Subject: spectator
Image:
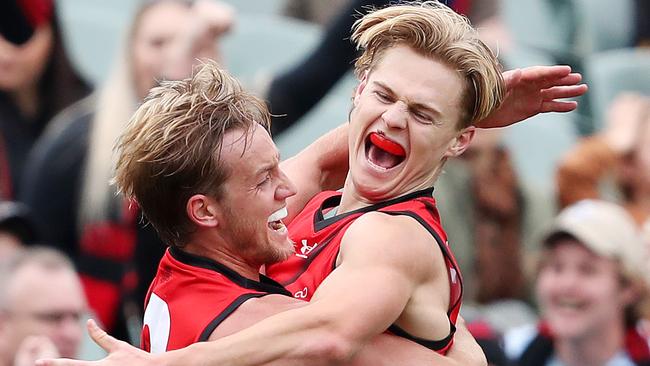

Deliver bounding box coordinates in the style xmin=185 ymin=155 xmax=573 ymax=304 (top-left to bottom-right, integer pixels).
xmin=19 ymin=0 xmax=233 ymax=341
xmin=0 ymin=0 xmax=90 ymax=200
xmin=459 ymin=129 xmax=526 ymax=303
xmin=557 ymin=93 xmax=650 ymax=227
xmin=504 ymin=200 xmax=650 ymax=365
xmin=0 ymin=247 xmax=87 ymax=366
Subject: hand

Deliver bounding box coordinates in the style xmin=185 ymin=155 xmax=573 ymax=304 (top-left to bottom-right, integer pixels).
xmin=601 ymin=93 xmax=650 ymax=155
xmin=162 ymin=0 xmax=235 ymax=79
xmin=476 ymin=65 xmax=588 ymax=129
xmin=192 ymin=0 xmax=235 ymax=39
xmin=15 ymin=336 xmax=59 ymax=366
xmin=36 ymin=320 xmax=156 ymax=366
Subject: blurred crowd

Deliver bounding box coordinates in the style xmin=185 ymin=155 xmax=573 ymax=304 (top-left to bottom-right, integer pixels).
xmin=0 ymin=0 xmax=649 ymax=365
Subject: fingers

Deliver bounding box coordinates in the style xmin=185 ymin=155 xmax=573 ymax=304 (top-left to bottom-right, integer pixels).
xmin=534 ymin=72 xmax=583 ymax=90
xmin=541 ymin=100 xmax=578 ymax=113
xmin=519 ymin=65 xmax=572 ymax=82
xmin=87 ymin=319 xmax=120 ymax=353
xmin=542 ymin=84 xmax=589 ymax=100
xmin=545 ymin=72 xmax=583 ymax=88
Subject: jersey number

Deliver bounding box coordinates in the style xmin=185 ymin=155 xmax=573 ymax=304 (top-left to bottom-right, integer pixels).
xmin=142 ymin=293 xmax=171 ymax=353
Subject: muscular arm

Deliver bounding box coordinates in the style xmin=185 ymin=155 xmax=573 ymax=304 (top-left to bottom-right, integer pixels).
xmin=206 ymin=293 xmax=483 ymax=366
xmin=281 ymin=124 xmax=349 ymax=224
xmin=36 ymin=215 xmax=485 ymax=366
xmin=164 ymin=213 xmax=467 ymax=365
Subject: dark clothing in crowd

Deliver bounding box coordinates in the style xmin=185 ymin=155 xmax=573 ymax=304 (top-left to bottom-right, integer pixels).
xmin=0 ymin=10 xmax=90 ymax=200
xmin=20 ymin=99 xmax=165 ymax=340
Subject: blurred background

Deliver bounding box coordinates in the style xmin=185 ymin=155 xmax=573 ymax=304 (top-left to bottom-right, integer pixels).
xmin=1 ymin=0 xmax=649 ymax=365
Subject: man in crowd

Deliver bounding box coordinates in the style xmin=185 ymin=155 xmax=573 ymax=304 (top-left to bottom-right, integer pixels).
xmin=504 ymin=199 xmax=650 ymax=365
xmin=0 ymin=248 xmax=87 ymax=366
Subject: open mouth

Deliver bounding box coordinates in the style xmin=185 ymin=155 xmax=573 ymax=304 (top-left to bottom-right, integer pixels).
xmin=365 ymin=132 xmax=406 ymax=170
xmin=267 ymin=207 xmax=288 ymax=232
xmin=555 ymin=298 xmax=587 ymax=311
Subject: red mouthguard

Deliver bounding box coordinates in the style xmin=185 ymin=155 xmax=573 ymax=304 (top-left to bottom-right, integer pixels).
xmin=369 ymin=133 xmax=406 ymax=157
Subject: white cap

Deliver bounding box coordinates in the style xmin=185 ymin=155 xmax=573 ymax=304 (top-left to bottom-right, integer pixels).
xmin=543 ymin=199 xmax=650 ymax=285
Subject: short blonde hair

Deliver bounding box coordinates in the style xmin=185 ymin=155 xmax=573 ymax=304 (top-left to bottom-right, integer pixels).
xmin=113 ymin=61 xmax=271 ymax=248
xmin=351 ymin=1 xmax=505 ymax=127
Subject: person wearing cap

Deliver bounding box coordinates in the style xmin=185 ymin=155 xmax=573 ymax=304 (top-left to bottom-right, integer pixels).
xmin=504 ymin=199 xmax=650 ymax=366
xmin=0 ymin=0 xmax=90 ymax=201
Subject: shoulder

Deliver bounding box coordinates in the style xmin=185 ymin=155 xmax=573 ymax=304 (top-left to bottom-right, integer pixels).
xmin=40 ymin=95 xmax=96 ymax=144
xmin=209 ymin=294 xmax=304 ymax=340
xmin=344 ymin=211 xmax=438 ymax=250
xmin=340 ymin=211 xmax=443 ymax=278
xmin=27 ymin=96 xmax=96 ymax=166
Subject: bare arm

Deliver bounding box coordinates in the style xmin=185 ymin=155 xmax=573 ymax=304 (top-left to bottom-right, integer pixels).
xmin=36 ymin=318 xmax=486 ymax=366
xmin=281 ymin=124 xmax=349 ymax=224
xmin=164 ymin=213 xmax=450 ymax=365
xmin=36 ymin=215 xmax=484 ymax=366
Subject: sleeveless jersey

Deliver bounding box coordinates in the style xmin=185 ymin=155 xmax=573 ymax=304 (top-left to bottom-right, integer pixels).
xmin=266 ymin=187 xmax=463 ymax=353
xmin=141 ymin=247 xmax=291 ymax=353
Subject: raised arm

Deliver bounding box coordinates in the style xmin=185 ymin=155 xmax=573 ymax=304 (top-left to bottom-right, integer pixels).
xmin=281 ymin=124 xmax=349 ymax=224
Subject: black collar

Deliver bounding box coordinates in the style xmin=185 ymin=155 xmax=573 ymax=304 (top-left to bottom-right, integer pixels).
xmin=314 ymin=186 xmax=435 ymax=231
xmin=169 ymin=247 xmax=291 ymax=296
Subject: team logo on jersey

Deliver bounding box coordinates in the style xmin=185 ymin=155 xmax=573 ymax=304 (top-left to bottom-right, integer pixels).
xmin=295 ymin=239 xmax=318 ymax=259
xmin=294 ymin=287 xmax=309 ymax=299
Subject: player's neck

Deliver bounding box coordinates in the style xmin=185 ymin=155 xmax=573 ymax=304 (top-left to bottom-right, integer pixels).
xmin=183 ymin=236 xmax=261 ymax=281
xmin=338 ymin=173 xmax=439 ymax=214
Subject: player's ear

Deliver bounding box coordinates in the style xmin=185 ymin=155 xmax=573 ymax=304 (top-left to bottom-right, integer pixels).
xmin=186 ymin=194 xmax=219 ymax=228
xmin=353 ymin=70 xmax=370 ymax=106
xmin=444 ymin=126 xmax=476 ymax=158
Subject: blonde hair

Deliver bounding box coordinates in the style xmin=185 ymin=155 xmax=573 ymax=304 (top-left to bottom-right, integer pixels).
xmin=113 ymin=61 xmax=270 ymax=248
xmin=351 ymin=1 xmax=505 ymax=127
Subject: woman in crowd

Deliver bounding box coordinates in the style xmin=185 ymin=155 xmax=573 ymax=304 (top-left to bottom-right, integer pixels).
xmin=0 ymin=0 xmax=90 ymax=200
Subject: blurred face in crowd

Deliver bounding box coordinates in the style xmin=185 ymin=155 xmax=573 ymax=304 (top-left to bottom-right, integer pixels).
xmin=348 ymin=45 xmax=471 ymax=203
xmin=130 ymin=0 xmax=221 ymax=99
xmin=0 ymin=264 xmax=87 ymax=361
xmin=0 ymin=25 xmax=53 ymax=92
xmin=536 ymin=238 xmax=634 ymax=340
xmin=215 ymin=126 xmax=297 ymax=267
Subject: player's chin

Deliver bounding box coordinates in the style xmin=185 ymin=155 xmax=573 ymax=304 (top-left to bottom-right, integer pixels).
xmin=266 ymin=238 xmax=294 ymax=264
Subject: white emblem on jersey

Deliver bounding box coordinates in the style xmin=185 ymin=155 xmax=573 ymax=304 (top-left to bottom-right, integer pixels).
xmin=450 ymin=268 xmax=458 ymax=284
xmin=295 ymin=239 xmax=318 ymax=259
xmin=143 ymin=293 xmax=171 ymax=354
xmin=294 ymin=287 xmax=309 ymax=299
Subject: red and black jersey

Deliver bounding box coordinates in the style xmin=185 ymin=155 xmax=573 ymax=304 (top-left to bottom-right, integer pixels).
xmin=141 ymin=247 xmax=291 ymax=353
xmin=266 ymin=187 xmax=463 ymax=353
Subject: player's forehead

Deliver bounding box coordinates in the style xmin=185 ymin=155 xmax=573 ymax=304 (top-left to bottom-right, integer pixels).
xmin=221 ymin=126 xmax=279 ymax=178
